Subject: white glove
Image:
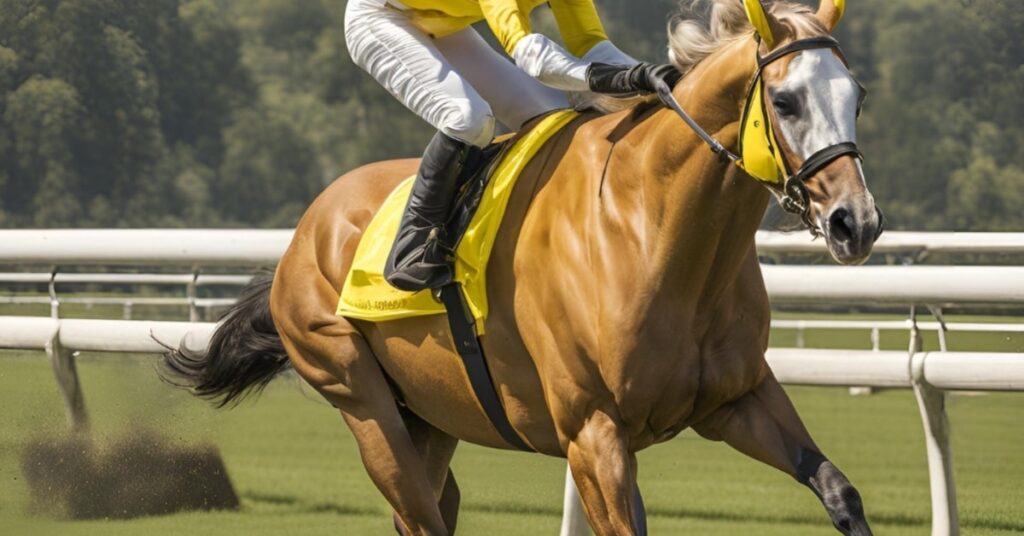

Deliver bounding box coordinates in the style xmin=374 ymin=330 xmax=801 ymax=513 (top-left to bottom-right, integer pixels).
xmin=511 ymin=33 xmax=590 ymax=92
xmin=582 ymin=40 xmax=640 ymax=67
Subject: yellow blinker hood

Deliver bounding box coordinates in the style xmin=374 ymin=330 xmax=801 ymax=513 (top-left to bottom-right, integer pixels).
xmin=737 ymin=76 xmax=788 ymax=187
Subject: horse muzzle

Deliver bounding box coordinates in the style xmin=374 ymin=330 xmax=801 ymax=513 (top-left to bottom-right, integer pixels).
xmin=823 ymin=198 xmax=883 ymax=265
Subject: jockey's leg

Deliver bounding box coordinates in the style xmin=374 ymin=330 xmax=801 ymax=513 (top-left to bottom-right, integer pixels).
xmin=344 ymin=0 xmax=495 ymax=147
xmin=384 ymin=131 xmax=472 ymax=291
xmin=344 ymin=0 xmax=495 ymax=291
xmin=566 ymin=408 xmax=645 ymax=536
xmin=434 ymin=27 xmax=568 ymax=130
xmin=692 ymin=373 xmax=872 ymax=536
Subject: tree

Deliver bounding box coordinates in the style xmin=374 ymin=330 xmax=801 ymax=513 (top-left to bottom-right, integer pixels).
xmin=1 ymin=0 xmax=1022 ymax=230
xmin=217 ymin=107 xmax=322 ymax=226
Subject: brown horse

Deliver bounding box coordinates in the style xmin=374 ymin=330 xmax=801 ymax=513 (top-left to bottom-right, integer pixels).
xmin=165 ymin=1 xmax=881 ymax=534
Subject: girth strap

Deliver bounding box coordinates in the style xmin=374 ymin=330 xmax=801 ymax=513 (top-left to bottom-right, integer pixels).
xmin=438 ymin=283 xmax=534 ymax=452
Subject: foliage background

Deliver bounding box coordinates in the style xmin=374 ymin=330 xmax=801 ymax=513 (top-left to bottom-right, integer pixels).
xmin=0 ymin=0 xmax=1020 ymax=229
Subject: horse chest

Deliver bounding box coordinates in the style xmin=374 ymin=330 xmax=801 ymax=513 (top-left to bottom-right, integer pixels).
xmin=604 ymin=317 xmax=769 ymax=448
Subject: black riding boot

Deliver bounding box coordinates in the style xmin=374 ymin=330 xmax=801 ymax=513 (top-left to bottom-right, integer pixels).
xmin=384 ymin=132 xmax=473 ymax=291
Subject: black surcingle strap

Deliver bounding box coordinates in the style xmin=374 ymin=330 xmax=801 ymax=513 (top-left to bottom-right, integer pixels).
xmin=438 ymin=283 xmax=534 ymax=452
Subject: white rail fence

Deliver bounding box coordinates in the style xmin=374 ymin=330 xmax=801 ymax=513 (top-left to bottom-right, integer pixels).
xmin=3 ymin=229 xmax=1024 ymax=319
xmin=2 ymin=229 xmax=1024 ymax=536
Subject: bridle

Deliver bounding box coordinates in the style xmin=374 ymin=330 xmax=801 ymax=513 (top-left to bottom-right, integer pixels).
xmin=655 ymin=35 xmax=863 ymax=236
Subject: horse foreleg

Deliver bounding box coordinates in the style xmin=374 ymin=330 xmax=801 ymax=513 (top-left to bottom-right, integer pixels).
xmin=692 ymin=373 xmax=872 ymax=536
xmin=566 ymin=408 xmax=645 ymax=536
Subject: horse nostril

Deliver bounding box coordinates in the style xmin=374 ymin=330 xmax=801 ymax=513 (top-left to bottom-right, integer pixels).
xmin=829 ymin=207 xmax=856 ymax=243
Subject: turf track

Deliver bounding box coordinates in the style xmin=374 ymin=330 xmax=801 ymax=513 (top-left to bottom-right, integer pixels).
xmin=1 ymin=318 xmax=1022 ymax=535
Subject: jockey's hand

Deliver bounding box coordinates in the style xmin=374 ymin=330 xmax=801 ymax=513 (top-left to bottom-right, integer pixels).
xmin=587 ymin=63 xmax=682 ymax=97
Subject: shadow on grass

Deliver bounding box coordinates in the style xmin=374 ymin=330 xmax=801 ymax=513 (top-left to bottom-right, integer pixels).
xmin=464 ymin=501 xmax=1024 ymax=533
xmin=242 ymin=492 xmax=380 ymax=517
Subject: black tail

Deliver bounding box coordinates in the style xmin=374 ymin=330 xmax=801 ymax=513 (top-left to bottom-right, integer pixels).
xmin=161 ymin=271 xmax=290 ymax=407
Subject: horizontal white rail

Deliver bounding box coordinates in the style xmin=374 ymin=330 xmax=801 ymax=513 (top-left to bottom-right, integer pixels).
xmin=0 ymin=296 xmax=235 ymax=307
xmin=4 ymin=267 xmax=1024 ymax=309
xmin=0 ymin=317 xmax=215 ymax=353
xmin=0 ymin=229 xmax=292 ymax=265
xmin=772 ymin=319 xmax=1024 ymax=333
xmin=766 ymin=348 xmax=1024 ymax=390
xmin=755 ymin=230 xmax=1024 ymax=255
xmin=2 ymin=230 xmax=1024 ymax=266
xmin=762 ymin=265 xmax=1024 ymax=304
xmin=0 ymin=272 xmax=253 ymax=286
xmin=5 ymin=318 xmax=1021 ymax=391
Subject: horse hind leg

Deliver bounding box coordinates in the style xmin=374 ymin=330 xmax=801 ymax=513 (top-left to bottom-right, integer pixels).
xmin=692 ymin=373 xmax=872 ymax=535
xmin=278 ymin=318 xmax=449 ymax=535
xmin=392 ymin=407 xmax=461 ymax=535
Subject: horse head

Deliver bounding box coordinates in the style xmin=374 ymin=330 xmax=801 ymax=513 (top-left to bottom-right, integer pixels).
xmin=745 ymin=0 xmax=883 ymax=264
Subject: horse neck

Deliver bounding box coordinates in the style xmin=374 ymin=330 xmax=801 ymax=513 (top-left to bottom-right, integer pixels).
xmin=603 ymin=37 xmax=769 ymax=313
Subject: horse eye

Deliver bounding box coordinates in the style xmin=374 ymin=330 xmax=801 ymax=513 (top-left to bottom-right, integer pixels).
xmin=772 ymin=94 xmax=799 ymax=118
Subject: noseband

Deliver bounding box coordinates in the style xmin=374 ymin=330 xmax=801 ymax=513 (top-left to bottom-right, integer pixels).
xmin=656 ymin=35 xmax=863 ymax=236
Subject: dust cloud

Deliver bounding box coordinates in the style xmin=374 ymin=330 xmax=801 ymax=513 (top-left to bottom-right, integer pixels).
xmin=20 ymin=429 xmax=239 ymax=519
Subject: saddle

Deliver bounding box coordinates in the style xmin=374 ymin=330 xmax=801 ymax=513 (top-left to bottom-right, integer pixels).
xmin=336 ymin=109 xmax=579 ymax=330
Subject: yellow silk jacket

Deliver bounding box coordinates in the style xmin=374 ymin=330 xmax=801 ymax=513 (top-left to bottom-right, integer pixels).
xmin=394 ymin=0 xmax=608 ymax=57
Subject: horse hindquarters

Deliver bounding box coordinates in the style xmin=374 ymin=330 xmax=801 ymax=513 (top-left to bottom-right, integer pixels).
xmin=273 ymin=305 xmax=456 ymax=535
xmin=270 ymin=160 xmax=461 ymax=535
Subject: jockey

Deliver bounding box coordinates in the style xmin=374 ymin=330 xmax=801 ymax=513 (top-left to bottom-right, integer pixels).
xmin=345 ymin=0 xmax=680 ymax=291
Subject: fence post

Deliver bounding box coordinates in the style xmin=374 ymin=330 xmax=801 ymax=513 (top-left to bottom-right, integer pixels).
xmin=909 ymin=307 xmax=958 ymax=536
xmin=48 ymin=267 xmax=60 ymax=319
xmin=188 ymin=269 xmax=200 ymax=322
xmin=46 ymin=329 xmax=89 ymax=432
xmin=849 ymin=326 xmax=881 ymax=396
xmin=560 ymin=464 xmax=590 ymax=536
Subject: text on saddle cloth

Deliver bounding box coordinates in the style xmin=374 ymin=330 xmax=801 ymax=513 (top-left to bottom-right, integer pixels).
xmin=336 ymin=109 xmax=579 ymax=332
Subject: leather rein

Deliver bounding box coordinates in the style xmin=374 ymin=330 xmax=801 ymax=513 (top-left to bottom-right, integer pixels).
xmin=655 ymin=35 xmax=863 ymax=236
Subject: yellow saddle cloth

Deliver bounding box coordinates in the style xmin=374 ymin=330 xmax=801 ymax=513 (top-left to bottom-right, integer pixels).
xmin=336 ymin=110 xmax=578 ymax=332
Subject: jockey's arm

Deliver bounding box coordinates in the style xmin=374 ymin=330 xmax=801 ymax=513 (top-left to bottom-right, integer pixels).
xmin=479 ymin=0 xmax=675 ymax=94
xmin=547 ymin=0 xmax=637 ymax=65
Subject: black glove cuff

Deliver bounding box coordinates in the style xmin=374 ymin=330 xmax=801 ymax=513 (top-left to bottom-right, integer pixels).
xmin=587 ymin=62 xmax=634 ymax=95
xmin=587 ymin=62 xmax=682 ymax=96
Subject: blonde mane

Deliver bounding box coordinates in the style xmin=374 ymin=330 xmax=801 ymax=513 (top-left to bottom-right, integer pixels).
xmin=667 ymin=0 xmax=825 ymax=75
xmin=582 ymin=0 xmax=824 ymax=114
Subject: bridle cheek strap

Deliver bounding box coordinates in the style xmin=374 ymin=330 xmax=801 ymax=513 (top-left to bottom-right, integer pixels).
xmin=781 ymin=141 xmax=862 ymax=231
xmin=654 ymin=35 xmax=863 ymax=236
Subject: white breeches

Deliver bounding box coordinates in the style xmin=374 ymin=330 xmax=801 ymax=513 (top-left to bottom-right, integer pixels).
xmin=344 ymin=0 xmax=569 ymax=148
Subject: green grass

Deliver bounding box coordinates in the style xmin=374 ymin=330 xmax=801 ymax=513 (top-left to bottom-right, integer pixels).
xmin=1 ymin=347 xmax=1022 ymax=535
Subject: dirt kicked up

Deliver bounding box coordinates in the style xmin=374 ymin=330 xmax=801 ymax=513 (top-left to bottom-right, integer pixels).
xmin=20 ymin=430 xmax=239 ymax=519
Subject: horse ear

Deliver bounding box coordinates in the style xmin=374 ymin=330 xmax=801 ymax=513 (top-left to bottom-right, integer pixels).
xmin=742 ymin=0 xmax=783 ymax=49
xmin=816 ymin=0 xmax=846 ymax=32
